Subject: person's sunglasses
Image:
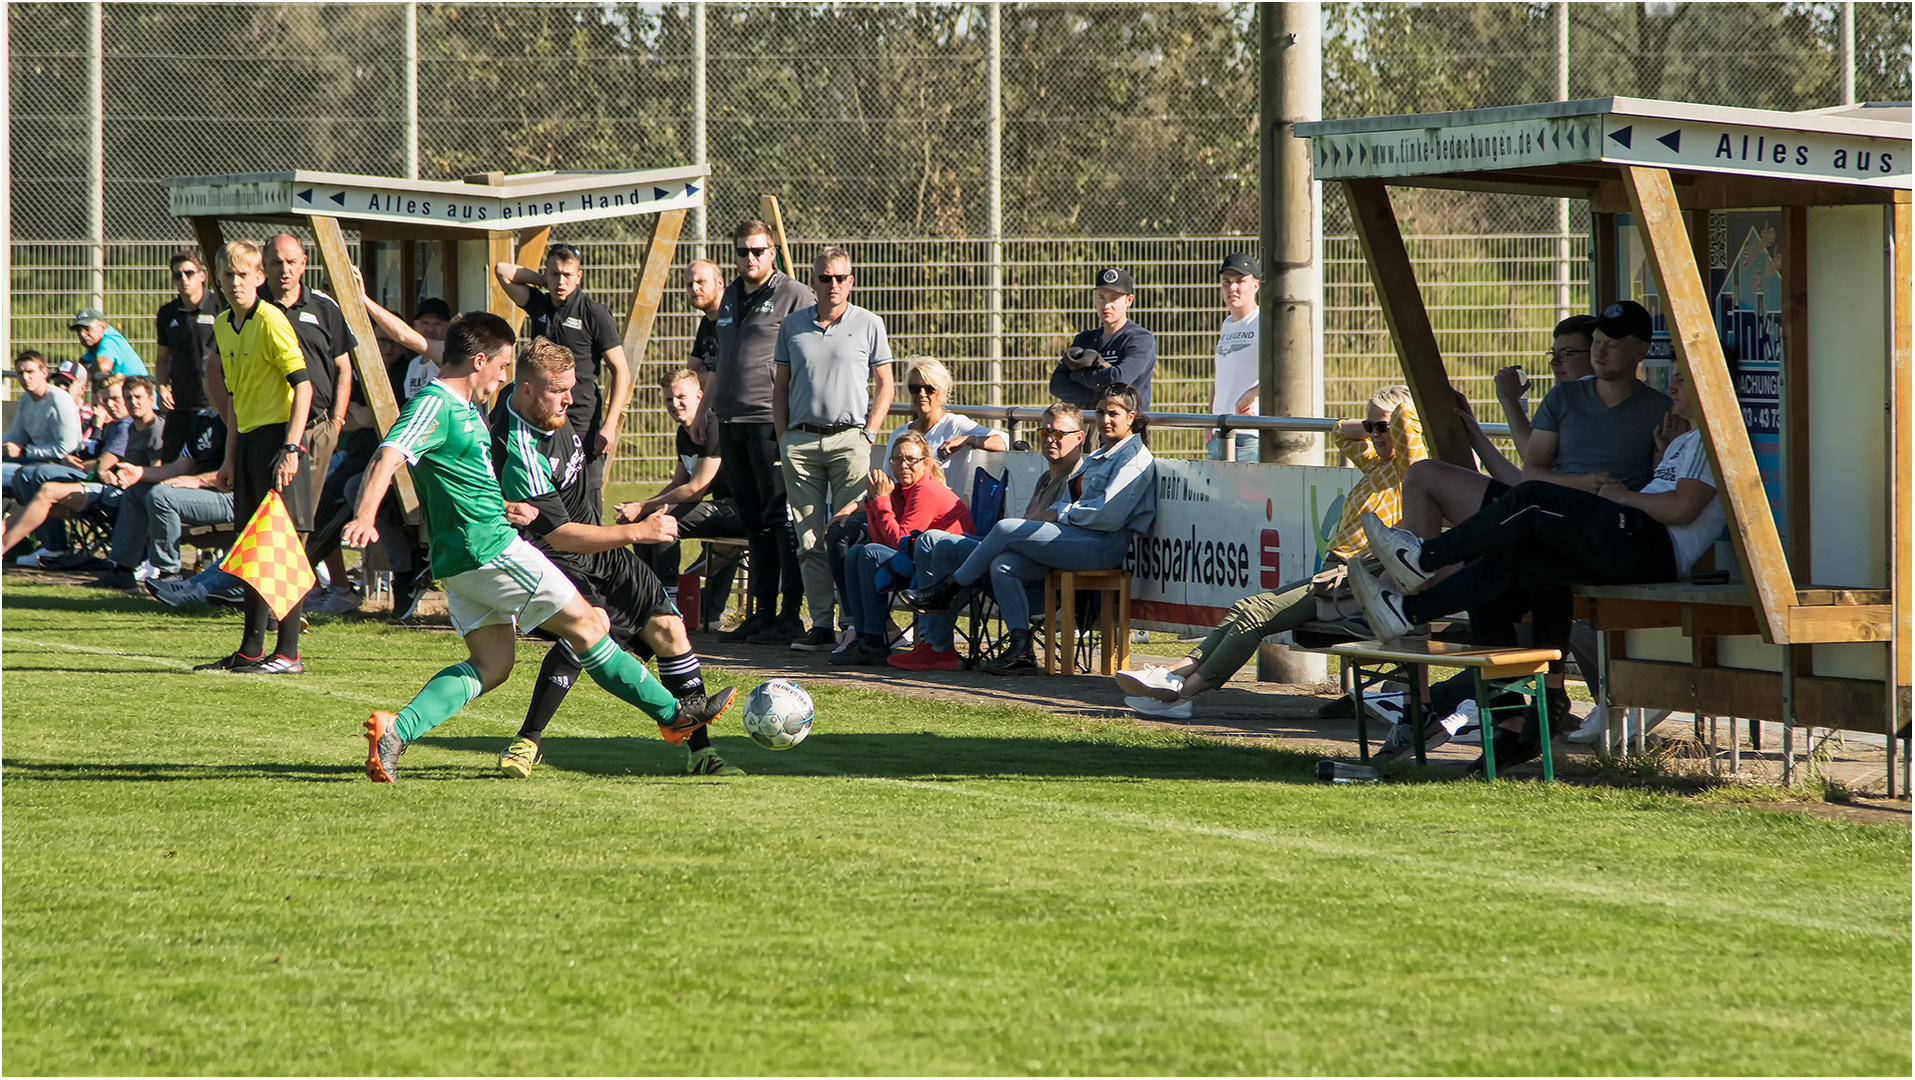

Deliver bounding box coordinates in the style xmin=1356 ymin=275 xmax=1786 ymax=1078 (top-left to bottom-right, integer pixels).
xmin=816 ymin=273 xmax=850 ymax=285
xmin=1039 ymin=426 xmax=1083 ymax=441
xmin=1546 ymin=348 xmax=1588 ymax=361
xmin=889 ymin=454 xmax=926 ymax=465
xmin=171 ymin=269 xmax=200 ymax=279
xmin=906 ymin=383 xmax=936 ymax=394
xmin=1360 ymin=419 xmax=1390 ymax=435
xmin=735 ymin=245 xmax=770 ymax=257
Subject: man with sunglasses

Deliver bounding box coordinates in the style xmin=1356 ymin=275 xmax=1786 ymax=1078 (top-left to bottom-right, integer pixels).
xmin=155 ymin=250 xmax=220 ymax=463
xmin=709 ymin=220 xmax=814 ymax=644
xmin=772 ymin=246 xmax=895 ymax=650
xmin=1049 ymin=266 xmax=1156 ymax=410
xmin=494 ymin=243 xmax=629 ymax=514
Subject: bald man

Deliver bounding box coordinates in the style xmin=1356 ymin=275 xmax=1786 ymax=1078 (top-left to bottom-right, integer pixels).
xmin=263 ymin=234 xmax=356 ymax=514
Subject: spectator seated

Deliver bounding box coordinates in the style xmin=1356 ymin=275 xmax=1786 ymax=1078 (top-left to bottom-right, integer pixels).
xmin=831 ymin=430 xmax=973 ymax=667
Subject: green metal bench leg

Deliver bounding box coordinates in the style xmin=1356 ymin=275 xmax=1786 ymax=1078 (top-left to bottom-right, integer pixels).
xmin=1533 ymin=674 xmax=1555 ymax=784
xmin=1473 ymin=670 xmax=1496 ymax=781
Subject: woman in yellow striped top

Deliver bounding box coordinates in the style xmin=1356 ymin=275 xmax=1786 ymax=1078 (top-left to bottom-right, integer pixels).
xmin=1114 ymin=385 xmax=1425 ymax=714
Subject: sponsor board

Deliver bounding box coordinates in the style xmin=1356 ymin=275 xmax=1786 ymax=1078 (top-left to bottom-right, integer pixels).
xmin=943 ymin=449 xmax=1358 ymax=637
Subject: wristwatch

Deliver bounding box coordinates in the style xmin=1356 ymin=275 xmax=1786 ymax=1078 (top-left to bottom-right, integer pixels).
xmin=860 ymin=429 xmax=878 ymax=445
xmin=281 ymin=443 xmax=305 ymax=456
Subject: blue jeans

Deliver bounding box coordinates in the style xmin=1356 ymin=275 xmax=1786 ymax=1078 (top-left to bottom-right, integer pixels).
xmin=1206 ymin=431 xmax=1259 ymax=462
xmin=951 ymin=518 xmax=1130 ymax=631
xmin=14 ymin=463 xmax=88 ymax=550
xmin=843 ymin=542 xmax=898 ymax=636
xmin=913 ymin=530 xmax=978 ymax=650
xmin=136 ymin=484 xmax=235 ymax=572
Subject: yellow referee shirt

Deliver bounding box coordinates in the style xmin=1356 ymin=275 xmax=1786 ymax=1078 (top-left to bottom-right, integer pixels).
xmin=214 ymin=301 xmax=307 ymax=433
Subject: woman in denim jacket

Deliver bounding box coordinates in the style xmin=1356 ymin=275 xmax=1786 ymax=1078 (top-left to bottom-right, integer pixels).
xmin=904 ymin=383 xmax=1156 ymax=675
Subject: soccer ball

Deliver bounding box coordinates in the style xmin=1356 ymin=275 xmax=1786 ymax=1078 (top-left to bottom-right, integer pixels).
xmin=741 ymin=679 xmax=814 ymax=751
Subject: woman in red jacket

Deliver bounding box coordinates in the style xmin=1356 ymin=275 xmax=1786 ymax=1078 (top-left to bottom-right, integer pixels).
xmin=832 ymin=430 xmax=974 ymax=666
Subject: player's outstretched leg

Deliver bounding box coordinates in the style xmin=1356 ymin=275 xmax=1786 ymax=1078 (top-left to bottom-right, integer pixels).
xmin=364 ymin=625 xmax=514 ymax=783
xmin=575 ymin=634 xmax=730 ymax=744
xmin=643 ymin=611 xmax=743 ymax=775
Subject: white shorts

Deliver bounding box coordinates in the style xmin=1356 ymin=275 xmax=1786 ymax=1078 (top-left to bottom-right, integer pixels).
xmin=442 ymin=536 xmax=579 ymax=636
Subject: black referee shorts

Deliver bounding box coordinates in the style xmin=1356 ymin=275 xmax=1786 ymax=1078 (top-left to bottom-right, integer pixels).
xmin=233 ymin=425 xmax=315 ymax=532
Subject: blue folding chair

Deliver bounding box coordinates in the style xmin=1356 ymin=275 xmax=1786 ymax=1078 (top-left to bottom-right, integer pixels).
xmin=957 ymin=467 xmax=1014 ymax=668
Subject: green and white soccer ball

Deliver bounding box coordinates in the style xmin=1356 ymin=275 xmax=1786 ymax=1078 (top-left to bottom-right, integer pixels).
xmin=741 ymin=679 xmax=814 ymax=751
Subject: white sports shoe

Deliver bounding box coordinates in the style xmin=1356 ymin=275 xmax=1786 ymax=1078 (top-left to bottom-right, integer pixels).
xmin=1567 ymin=705 xmax=1610 ymax=744
xmin=1349 ymin=563 xmax=1417 ymax=643
xmin=148 ymin=578 xmax=209 ymax=607
xmin=1113 ymin=666 xmax=1185 ymax=703
xmin=14 ymin=547 xmax=65 ymax=568
xmin=1124 ymin=694 xmax=1193 ymax=720
xmin=1361 ymin=511 xmax=1432 ymax=591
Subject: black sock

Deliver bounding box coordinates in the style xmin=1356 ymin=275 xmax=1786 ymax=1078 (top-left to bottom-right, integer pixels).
xmin=656 ymin=650 xmax=703 ymax=699
xmin=861 ymin=632 xmax=886 ymax=649
xmin=272 ymin=597 xmax=303 ymax=660
xmin=687 ymin=725 xmax=712 ymax=752
xmin=240 ymin=592 xmax=270 ymax=659
xmin=520 ymin=642 xmax=582 ymax=743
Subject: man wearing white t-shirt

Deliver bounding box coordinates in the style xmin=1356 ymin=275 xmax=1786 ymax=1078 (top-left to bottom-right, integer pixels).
xmin=1206 ymin=253 xmax=1261 ymax=462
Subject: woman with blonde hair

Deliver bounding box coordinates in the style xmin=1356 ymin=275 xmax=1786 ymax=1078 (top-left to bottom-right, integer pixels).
xmin=1115 ymin=384 xmax=1425 ymax=715
xmin=890 ymin=358 xmax=1008 ymax=461
xmin=833 ymin=429 xmax=974 ymax=665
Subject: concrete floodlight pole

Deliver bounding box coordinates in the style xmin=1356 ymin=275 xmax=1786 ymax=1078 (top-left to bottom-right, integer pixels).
xmin=1 ymin=0 xmax=10 ymax=368
xmin=692 ymin=1 xmax=708 ymax=252
xmin=1257 ymin=1 xmax=1326 ymax=685
xmin=987 ymin=1 xmax=1004 ymax=407
xmin=1840 ymin=1 xmax=1856 ymax=106
xmin=404 ymin=3 xmax=419 ymax=180
xmin=88 ymin=0 xmax=105 ymax=309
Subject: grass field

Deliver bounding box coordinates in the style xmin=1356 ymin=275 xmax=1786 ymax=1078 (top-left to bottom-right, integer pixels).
xmin=3 ymin=580 xmax=1909 ymax=1075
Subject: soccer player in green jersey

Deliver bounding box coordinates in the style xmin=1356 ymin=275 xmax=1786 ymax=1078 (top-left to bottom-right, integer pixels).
xmin=342 ymin=311 xmax=729 ymax=783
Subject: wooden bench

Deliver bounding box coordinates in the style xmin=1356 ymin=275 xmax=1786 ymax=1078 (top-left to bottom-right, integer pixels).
xmin=1322 ymin=639 xmax=1562 ymax=782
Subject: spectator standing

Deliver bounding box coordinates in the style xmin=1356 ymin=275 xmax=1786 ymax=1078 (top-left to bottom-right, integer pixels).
xmin=772 ymin=246 xmax=896 ymax=649
xmin=1207 ymin=253 xmax=1262 ymax=462
xmin=709 ymin=220 xmax=813 ymax=643
xmin=263 ymin=235 xmax=356 ymax=517
xmin=73 ymin=308 xmax=149 ymax=379
xmin=196 ymin=239 xmax=314 ymax=675
xmin=1050 ymin=268 xmax=1156 ymax=411
xmin=494 ymin=244 xmax=630 ymax=514
xmin=155 ymin=250 xmax=221 ymax=462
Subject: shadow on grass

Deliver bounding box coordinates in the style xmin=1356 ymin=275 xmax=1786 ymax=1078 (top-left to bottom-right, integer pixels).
xmin=420 ymin=732 xmax=1338 ymax=784
xmin=2 ymin=758 xmax=363 ymax=783
xmin=0 ymin=592 xmax=235 ymax=619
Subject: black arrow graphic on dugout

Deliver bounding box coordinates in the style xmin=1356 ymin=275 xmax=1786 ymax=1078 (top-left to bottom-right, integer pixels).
xmin=1609 ymin=125 xmax=1633 ymax=149
xmin=296 ymin=189 xmax=313 ymax=203
xmin=685 ymin=183 xmax=699 ymax=198
xmin=328 ymin=191 xmax=346 ymax=206
xmin=1656 ymin=129 xmax=1681 ymax=152
xmin=654 ymin=187 xmax=671 ymax=200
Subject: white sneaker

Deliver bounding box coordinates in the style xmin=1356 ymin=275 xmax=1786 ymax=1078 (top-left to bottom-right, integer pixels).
xmin=308 ymin=587 xmax=363 ymax=616
xmin=132 ymin=560 xmax=161 ymax=584
xmin=1124 ymin=694 xmax=1193 ymax=719
xmin=14 ymin=547 xmax=64 ymax=568
xmin=1361 ymin=511 xmax=1432 ymax=591
xmin=1567 ymin=705 xmax=1610 ymax=744
xmin=148 ymin=578 xmax=209 ymax=607
xmin=1349 ymin=563 xmax=1417 ymax=643
xmin=1114 ymin=666 xmax=1185 ymax=703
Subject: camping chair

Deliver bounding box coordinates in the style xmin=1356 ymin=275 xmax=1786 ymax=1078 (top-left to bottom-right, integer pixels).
xmin=956 ymin=466 xmax=1012 ymax=669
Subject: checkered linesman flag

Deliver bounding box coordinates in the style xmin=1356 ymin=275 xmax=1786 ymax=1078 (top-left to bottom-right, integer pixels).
xmin=219 ymin=489 xmax=316 ymax=620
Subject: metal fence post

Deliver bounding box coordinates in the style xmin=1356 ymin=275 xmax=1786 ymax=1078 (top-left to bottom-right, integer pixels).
xmin=1556 ymin=1 xmax=1572 ymax=320
xmin=692 ymin=1 xmax=708 ymax=253
xmin=986 ymin=0 xmax=1004 ymax=407
xmin=88 ymin=0 xmax=105 ymax=309
xmin=404 ymin=3 xmax=419 ymax=180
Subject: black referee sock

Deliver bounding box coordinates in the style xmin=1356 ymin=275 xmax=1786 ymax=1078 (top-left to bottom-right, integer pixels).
xmin=519 ymin=642 xmax=583 ymax=744
xmin=240 ymin=593 xmax=270 ymax=659
xmin=656 ymin=650 xmax=704 ymax=699
xmin=273 ymin=597 xmax=303 ymax=660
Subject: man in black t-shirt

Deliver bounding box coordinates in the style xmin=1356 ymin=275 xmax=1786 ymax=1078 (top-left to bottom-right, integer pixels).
xmin=155 ymin=250 xmax=220 ymax=462
xmin=491 ymin=338 xmax=739 ymax=779
xmin=107 ymin=404 xmax=234 ymax=585
xmin=494 ymin=243 xmax=631 ymax=515
xmin=264 ymin=234 xmax=357 ymax=515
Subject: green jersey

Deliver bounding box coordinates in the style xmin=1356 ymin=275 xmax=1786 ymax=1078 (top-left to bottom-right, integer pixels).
xmin=380 ymin=380 xmax=517 ymax=578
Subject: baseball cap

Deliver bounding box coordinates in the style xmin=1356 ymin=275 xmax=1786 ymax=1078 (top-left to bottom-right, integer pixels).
xmin=1594 ymin=300 xmax=1653 ymax=343
xmin=1092 ymin=267 xmax=1135 ymax=294
xmin=70 ymin=306 xmax=105 ymax=329
xmin=50 ymin=359 xmax=84 ymax=385
xmin=1220 ymin=253 xmax=1262 ymax=279
xmin=416 ymin=297 xmax=452 ymax=320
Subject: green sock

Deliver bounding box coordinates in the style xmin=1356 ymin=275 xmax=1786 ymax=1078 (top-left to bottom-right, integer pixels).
xmin=395 ymin=661 xmax=485 ymax=741
xmin=576 ymin=634 xmax=679 ymax=723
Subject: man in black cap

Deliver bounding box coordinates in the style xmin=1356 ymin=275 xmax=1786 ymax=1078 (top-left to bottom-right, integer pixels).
xmin=1208 ymin=253 xmax=1262 ymax=461
xmin=1049 ymin=267 xmax=1156 ymax=410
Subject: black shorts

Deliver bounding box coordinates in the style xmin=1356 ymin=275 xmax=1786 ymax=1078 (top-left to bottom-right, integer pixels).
xmin=534 ymin=544 xmax=680 ymax=658
xmin=1477 ymin=477 xmax=1512 ymax=509
xmin=233 ymin=425 xmax=315 ymax=532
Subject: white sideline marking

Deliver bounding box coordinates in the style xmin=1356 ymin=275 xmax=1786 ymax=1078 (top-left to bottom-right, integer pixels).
xmin=12 ymin=638 xmax=1901 ymax=939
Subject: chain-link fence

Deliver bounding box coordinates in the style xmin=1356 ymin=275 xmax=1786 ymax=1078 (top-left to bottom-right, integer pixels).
xmin=10 ymin=2 xmax=1908 ymax=478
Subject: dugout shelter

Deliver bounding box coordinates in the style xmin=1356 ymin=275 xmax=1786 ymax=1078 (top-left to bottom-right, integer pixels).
xmin=164 ymin=165 xmax=706 ymax=512
xmin=1297 ymin=97 xmax=1910 ymax=790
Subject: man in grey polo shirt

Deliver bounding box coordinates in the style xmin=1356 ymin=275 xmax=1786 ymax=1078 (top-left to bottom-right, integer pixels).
xmin=772 ymin=246 xmax=896 ymax=650
xmin=1525 ymin=300 xmax=1671 ymax=494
